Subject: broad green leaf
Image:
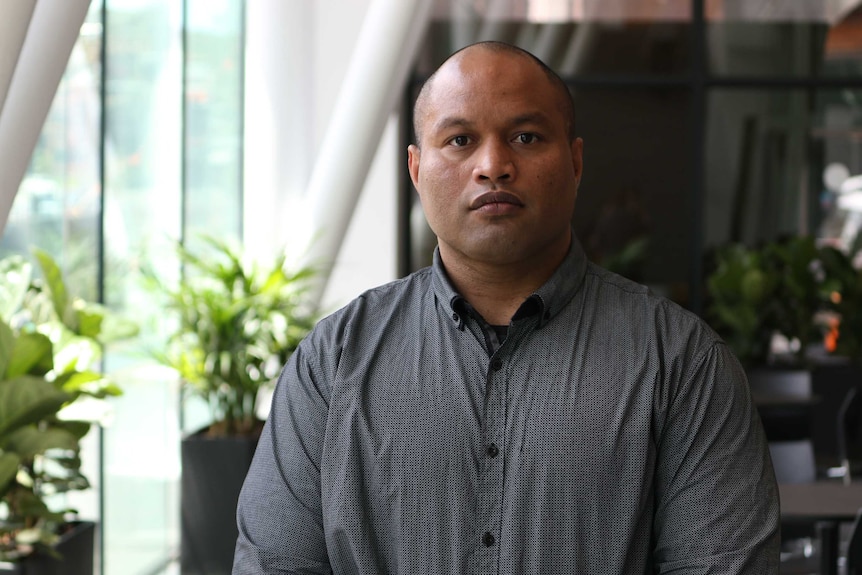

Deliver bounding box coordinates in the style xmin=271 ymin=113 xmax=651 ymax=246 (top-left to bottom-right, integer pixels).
xmin=6 ymin=331 xmax=53 ymax=378
xmin=74 ymin=303 xmax=105 ymax=339
xmin=51 ymin=419 xmax=91 ymax=440
xmin=33 ymin=248 xmax=71 ymax=331
xmin=99 ymin=313 xmax=140 ymax=343
xmin=0 ymin=451 xmax=20 ymax=495
xmin=57 ymin=370 xmax=121 ymax=398
xmin=0 ymin=376 xmax=70 ymax=438
xmin=3 ymin=425 xmax=79 ymax=459
xmin=0 ymin=320 xmax=13 ymax=379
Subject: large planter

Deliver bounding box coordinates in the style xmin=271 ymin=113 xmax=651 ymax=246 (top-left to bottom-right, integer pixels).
xmin=181 ymin=430 xmax=258 ymax=575
xmin=0 ymin=521 xmax=95 ymax=575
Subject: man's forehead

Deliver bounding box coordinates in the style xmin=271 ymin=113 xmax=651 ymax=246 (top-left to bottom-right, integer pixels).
xmin=425 ymin=53 xmax=548 ymax=108
xmin=437 ymin=46 xmax=534 ymax=82
xmin=429 ymin=110 xmax=554 ymax=133
xmin=413 ymin=43 xmax=569 ymax=143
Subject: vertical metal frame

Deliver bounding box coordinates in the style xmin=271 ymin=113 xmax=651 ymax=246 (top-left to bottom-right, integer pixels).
xmin=689 ymin=0 xmax=706 ymax=313
xmin=97 ymin=2 xmax=107 ymax=572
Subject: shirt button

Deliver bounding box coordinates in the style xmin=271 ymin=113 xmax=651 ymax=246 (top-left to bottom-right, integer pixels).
xmin=486 ymin=443 xmax=499 ymax=457
xmin=491 ymin=358 xmax=503 ymax=371
xmin=452 ymin=312 xmax=459 ymax=322
xmin=482 ymin=532 xmax=495 ymax=546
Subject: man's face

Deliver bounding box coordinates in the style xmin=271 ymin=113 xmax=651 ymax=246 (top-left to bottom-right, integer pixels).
xmin=408 ymin=48 xmax=583 ymax=271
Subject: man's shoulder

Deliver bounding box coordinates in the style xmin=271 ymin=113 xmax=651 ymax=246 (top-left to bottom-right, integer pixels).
xmin=583 ymin=261 xmax=720 ymax=342
xmin=314 ymin=266 xmax=434 ymax=330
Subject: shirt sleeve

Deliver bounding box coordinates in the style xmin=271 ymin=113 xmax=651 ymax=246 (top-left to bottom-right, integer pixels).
xmin=652 ymin=340 xmax=781 ymax=574
xmin=232 ymin=340 xmax=333 ymax=575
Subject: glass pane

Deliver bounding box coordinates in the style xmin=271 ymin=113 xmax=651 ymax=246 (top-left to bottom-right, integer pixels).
xmin=433 ymin=0 xmax=692 ymax=22
xmin=572 ymin=87 xmax=693 ymax=304
xmin=419 ymin=0 xmax=691 ymax=77
xmin=102 ymin=0 xmax=183 ymax=573
xmin=706 ymin=2 xmax=862 ymax=78
xmin=812 ymin=88 xmax=862 ymax=252
xmin=0 ymin=3 xmax=102 ymax=295
xmin=704 ymin=89 xmax=812 ymax=248
xmin=704 ymin=88 xmax=862 ymax=253
xmin=706 ymin=0 xmax=856 ymax=22
xmin=179 ymin=0 xmax=245 ymax=435
xmin=185 ymin=0 xmax=243 ymax=244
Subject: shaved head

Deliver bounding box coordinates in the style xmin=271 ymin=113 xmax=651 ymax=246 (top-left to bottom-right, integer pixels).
xmin=412 ymin=41 xmax=576 ymax=146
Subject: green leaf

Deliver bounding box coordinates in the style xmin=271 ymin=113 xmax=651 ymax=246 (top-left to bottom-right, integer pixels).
xmin=0 ymin=376 xmax=70 ymax=438
xmin=57 ymin=370 xmax=122 ymax=398
xmin=99 ymin=313 xmax=140 ymax=343
xmin=73 ymin=303 xmax=105 ymax=339
xmin=0 ymin=320 xmax=13 ymax=379
xmin=0 ymin=256 xmax=31 ymax=322
xmin=3 ymin=425 xmax=80 ymax=459
xmin=0 ymin=451 xmax=20 ymax=495
xmin=6 ymin=331 xmax=53 ymax=378
xmin=52 ymin=420 xmax=91 ymax=440
xmin=33 ymin=248 xmax=71 ymax=331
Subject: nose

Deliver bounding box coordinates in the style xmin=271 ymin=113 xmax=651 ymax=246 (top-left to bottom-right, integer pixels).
xmin=473 ymin=139 xmax=514 ymax=184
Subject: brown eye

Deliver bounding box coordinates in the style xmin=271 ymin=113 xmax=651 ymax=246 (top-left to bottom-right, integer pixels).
xmin=515 ymin=133 xmax=538 ymax=144
xmin=449 ymin=135 xmax=471 ymax=147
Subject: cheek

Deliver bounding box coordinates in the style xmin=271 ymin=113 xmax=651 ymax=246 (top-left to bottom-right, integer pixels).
xmin=419 ymin=159 xmax=463 ymax=203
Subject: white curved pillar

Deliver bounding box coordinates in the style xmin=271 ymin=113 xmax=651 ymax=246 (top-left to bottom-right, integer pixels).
xmin=0 ymin=0 xmax=90 ymax=237
xmin=301 ymin=0 xmax=433 ymax=306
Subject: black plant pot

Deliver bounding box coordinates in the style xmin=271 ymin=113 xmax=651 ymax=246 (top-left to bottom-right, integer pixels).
xmin=0 ymin=521 xmax=95 ymax=575
xmin=181 ymin=429 xmax=258 ymax=575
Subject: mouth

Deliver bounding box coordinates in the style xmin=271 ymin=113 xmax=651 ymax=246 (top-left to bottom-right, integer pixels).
xmin=469 ymin=190 xmax=524 ymax=211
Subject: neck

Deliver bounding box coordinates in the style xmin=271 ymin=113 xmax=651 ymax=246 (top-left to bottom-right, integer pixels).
xmin=440 ymin=243 xmax=568 ymax=326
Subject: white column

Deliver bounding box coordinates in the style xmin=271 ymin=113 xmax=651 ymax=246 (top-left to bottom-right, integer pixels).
xmin=0 ymin=0 xmax=91 ymax=237
xmin=301 ymin=0 xmax=433 ymax=305
xmin=0 ymin=0 xmax=36 ymax=108
xmin=243 ymin=0 xmax=313 ymax=261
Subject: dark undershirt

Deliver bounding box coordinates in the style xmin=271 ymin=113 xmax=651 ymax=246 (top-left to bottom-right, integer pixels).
xmin=491 ymin=325 xmax=508 ymax=342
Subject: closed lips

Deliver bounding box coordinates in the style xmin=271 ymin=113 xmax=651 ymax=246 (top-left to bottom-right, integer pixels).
xmin=470 ymin=191 xmax=524 ymax=209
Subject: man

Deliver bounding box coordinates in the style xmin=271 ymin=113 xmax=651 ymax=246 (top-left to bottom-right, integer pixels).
xmin=233 ymin=41 xmax=779 ymax=574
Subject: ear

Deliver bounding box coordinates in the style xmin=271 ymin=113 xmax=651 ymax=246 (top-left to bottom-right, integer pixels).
xmin=407 ymin=144 xmax=421 ymax=191
xmin=570 ymin=137 xmax=584 ymax=186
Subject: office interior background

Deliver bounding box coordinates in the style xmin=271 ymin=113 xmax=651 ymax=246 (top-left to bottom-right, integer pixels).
xmin=2 ymin=0 xmax=862 ymax=572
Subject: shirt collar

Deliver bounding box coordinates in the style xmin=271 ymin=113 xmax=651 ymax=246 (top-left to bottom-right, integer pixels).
xmin=431 ymin=232 xmax=588 ymax=330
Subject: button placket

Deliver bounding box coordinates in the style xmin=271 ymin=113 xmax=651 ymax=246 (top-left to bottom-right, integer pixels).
xmin=477 ymin=352 xmax=506 ymax=574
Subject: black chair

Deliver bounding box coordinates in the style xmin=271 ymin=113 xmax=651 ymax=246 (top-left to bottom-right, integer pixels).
xmin=846 ymin=508 xmax=862 ymax=575
xmin=838 ymin=386 xmax=862 ymax=484
xmin=749 ymin=369 xmax=820 ymax=572
xmin=770 ymin=439 xmax=817 ymax=484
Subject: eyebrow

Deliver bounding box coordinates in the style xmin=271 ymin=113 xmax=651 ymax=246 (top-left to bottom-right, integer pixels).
xmin=431 ymin=116 xmax=473 ymax=134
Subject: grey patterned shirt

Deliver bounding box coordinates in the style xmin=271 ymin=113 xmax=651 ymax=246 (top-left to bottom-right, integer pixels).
xmin=233 ymin=238 xmax=780 ymax=574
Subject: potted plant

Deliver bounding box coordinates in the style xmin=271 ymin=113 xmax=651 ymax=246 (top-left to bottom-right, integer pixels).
xmin=819 ymin=244 xmax=862 ymax=365
xmin=704 ymin=234 xmax=842 ymax=447
xmin=705 ymin=235 xmax=835 ymax=369
xmin=0 ymin=250 xmax=137 ymax=574
xmin=704 ymin=236 xmax=862 ymax=463
xmin=704 ymin=242 xmax=777 ymax=368
xmin=144 ymin=235 xmax=316 ymax=574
